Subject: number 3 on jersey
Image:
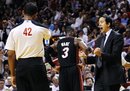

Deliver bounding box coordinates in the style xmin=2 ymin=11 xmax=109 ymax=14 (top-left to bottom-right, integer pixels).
xmin=62 ymin=47 xmax=69 ymax=58
xmin=23 ymin=28 xmax=32 ymax=36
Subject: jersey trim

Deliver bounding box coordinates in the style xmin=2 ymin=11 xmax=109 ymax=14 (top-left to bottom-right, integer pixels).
xmin=31 ymin=20 xmax=48 ymax=28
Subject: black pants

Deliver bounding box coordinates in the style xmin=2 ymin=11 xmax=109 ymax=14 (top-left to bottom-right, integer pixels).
xmin=16 ymin=57 xmax=49 ymax=91
xmin=94 ymin=83 xmax=120 ymax=91
xmin=94 ymin=71 xmax=120 ymax=91
xmin=59 ymin=65 xmax=83 ymax=91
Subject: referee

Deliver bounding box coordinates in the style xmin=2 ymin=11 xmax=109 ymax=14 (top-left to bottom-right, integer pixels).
xmin=5 ymin=2 xmax=51 ymax=91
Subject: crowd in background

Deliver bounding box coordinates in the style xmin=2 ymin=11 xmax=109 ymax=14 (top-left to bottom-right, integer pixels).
xmin=0 ymin=0 xmax=130 ymax=91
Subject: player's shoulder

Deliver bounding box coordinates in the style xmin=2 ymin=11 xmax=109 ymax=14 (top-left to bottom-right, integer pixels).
xmin=12 ymin=20 xmax=49 ymax=32
xmin=74 ymin=37 xmax=83 ymax=45
xmin=75 ymin=37 xmax=82 ymax=41
xmin=31 ymin=20 xmax=48 ymax=28
xmin=12 ymin=19 xmax=24 ymax=29
xmin=10 ymin=20 xmax=24 ymax=33
xmin=14 ymin=19 xmax=48 ymax=29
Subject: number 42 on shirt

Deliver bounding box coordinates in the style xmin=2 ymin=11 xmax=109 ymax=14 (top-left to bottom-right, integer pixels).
xmin=23 ymin=28 xmax=32 ymax=36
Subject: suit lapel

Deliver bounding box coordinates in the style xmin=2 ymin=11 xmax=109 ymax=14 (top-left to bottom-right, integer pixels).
xmin=104 ymin=30 xmax=114 ymax=49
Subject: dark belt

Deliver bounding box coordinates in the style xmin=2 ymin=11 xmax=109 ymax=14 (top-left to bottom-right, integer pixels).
xmin=17 ymin=57 xmax=43 ymax=66
xmin=18 ymin=57 xmax=42 ymax=61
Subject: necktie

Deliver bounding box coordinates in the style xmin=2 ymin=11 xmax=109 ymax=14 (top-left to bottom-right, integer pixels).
xmin=100 ymin=34 xmax=106 ymax=50
xmin=97 ymin=34 xmax=106 ymax=68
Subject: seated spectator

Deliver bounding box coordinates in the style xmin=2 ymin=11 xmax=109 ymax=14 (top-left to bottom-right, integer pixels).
xmin=84 ymin=77 xmax=94 ymax=91
xmin=0 ymin=74 xmax=4 ymax=90
xmin=4 ymin=76 xmax=14 ymax=91
xmin=114 ymin=18 xmax=126 ymax=34
xmin=2 ymin=63 xmax=10 ymax=79
xmin=51 ymin=21 xmax=61 ymax=36
xmin=124 ymin=28 xmax=130 ymax=47
xmin=60 ymin=26 xmax=66 ymax=36
xmin=0 ymin=74 xmax=14 ymax=91
xmin=125 ymin=46 xmax=130 ymax=62
xmin=0 ymin=41 xmax=6 ymax=75
xmin=71 ymin=11 xmax=84 ymax=30
xmin=78 ymin=30 xmax=88 ymax=45
xmin=51 ymin=75 xmax=59 ymax=91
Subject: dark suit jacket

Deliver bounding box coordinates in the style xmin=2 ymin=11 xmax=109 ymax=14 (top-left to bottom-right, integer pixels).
xmin=87 ymin=30 xmax=126 ymax=85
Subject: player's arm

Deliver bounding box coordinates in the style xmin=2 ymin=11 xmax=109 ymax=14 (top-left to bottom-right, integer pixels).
xmin=47 ymin=41 xmax=60 ymax=72
xmin=45 ymin=44 xmax=57 ymax=67
xmin=4 ymin=30 xmax=16 ymax=86
xmin=43 ymin=28 xmax=51 ymax=40
xmin=7 ymin=50 xmax=17 ymax=87
xmin=75 ymin=38 xmax=88 ymax=70
xmin=45 ymin=41 xmax=58 ymax=67
xmin=4 ymin=30 xmax=16 ymax=76
xmin=46 ymin=41 xmax=58 ymax=57
xmin=76 ymin=38 xmax=88 ymax=55
xmin=50 ymin=41 xmax=58 ymax=51
xmin=7 ymin=50 xmax=16 ymax=76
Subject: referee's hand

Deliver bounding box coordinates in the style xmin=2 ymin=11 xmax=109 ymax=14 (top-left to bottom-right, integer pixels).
xmin=11 ymin=76 xmax=16 ymax=88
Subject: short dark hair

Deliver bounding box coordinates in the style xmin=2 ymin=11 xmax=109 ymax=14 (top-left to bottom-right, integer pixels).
xmin=66 ymin=27 xmax=76 ymax=37
xmin=24 ymin=2 xmax=38 ymax=16
xmin=102 ymin=16 xmax=113 ymax=28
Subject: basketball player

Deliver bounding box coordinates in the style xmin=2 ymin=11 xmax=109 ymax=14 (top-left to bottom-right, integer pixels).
xmin=46 ymin=27 xmax=88 ymax=91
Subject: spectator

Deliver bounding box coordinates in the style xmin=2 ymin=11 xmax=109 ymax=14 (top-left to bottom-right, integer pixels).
xmin=123 ymin=28 xmax=130 ymax=47
xmin=51 ymin=21 xmax=61 ymax=36
xmin=78 ymin=30 xmax=88 ymax=45
xmin=0 ymin=78 xmax=5 ymax=91
xmin=84 ymin=77 xmax=94 ymax=91
xmin=51 ymin=75 xmax=59 ymax=91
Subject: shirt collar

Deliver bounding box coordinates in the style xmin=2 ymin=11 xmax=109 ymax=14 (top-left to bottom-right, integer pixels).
xmin=106 ymin=29 xmax=112 ymax=37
